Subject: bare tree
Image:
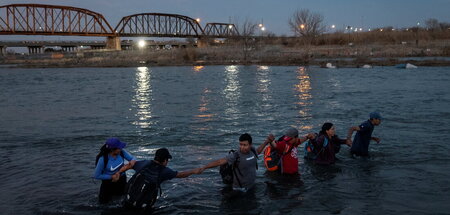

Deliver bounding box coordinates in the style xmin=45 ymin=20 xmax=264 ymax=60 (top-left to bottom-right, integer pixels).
xmin=289 ymin=9 xmax=326 ymax=43
xmin=425 ymin=18 xmax=440 ymax=31
xmin=234 ymin=18 xmax=258 ymax=62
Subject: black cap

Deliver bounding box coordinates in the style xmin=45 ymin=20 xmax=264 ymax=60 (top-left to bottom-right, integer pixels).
xmin=155 ymin=148 xmax=172 ymax=161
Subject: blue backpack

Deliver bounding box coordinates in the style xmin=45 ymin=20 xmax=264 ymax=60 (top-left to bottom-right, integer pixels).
xmin=304 ymin=134 xmax=328 ymax=160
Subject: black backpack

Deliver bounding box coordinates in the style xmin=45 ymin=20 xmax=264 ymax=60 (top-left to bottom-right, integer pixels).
xmin=123 ymin=162 xmax=164 ymax=210
xmin=219 ymin=148 xmax=258 ymax=187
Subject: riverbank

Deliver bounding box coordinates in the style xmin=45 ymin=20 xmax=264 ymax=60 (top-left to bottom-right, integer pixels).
xmin=1 ymin=41 xmax=449 ymax=68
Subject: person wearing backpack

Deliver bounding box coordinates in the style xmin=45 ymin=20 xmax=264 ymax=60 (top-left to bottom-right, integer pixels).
xmin=123 ymin=148 xmax=203 ymax=211
xmin=262 ymin=128 xmax=315 ymax=175
xmin=93 ymin=137 xmax=137 ymax=204
xmin=347 ymin=112 xmax=383 ymax=157
xmin=305 ymin=123 xmax=352 ymax=165
xmin=200 ymin=133 xmax=272 ymax=192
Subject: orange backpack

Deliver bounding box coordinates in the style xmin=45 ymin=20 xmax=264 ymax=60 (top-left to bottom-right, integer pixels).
xmin=263 ymin=139 xmax=293 ymax=172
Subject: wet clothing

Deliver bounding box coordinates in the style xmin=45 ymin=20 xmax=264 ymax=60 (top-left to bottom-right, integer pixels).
xmin=93 ymin=149 xmax=136 ymax=204
xmin=275 ymin=139 xmax=301 ymax=174
xmin=133 ymin=160 xmax=178 ymax=182
xmin=98 ymin=174 xmax=127 ymax=204
xmin=225 ymin=147 xmax=258 ymax=190
xmin=93 ymin=149 xmax=136 ymax=180
xmin=314 ymin=134 xmax=346 ymax=165
xmin=350 ymin=120 xmax=375 ymax=156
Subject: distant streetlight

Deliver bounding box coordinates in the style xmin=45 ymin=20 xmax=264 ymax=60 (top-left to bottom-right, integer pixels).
xmin=331 ymin=25 xmax=336 ymax=29
xmin=415 ymin=22 xmax=420 ymax=46
xmin=258 ymin=23 xmax=263 ymax=28
xmin=138 ymin=40 xmax=146 ymax=48
xmin=261 ymin=27 xmax=266 ymax=31
xmin=300 ymin=24 xmax=305 ymax=30
xmin=228 ymin=25 xmax=233 ymax=29
xmin=196 ymin=18 xmax=201 ymax=23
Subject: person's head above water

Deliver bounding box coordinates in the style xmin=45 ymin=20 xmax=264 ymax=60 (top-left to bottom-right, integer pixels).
xmin=154 ymin=148 xmax=172 ymax=166
xmin=239 ymin=133 xmax=252 ymax=154
xmin=320 ymin=122 xmax=335 ymax=137
xmin=105 ymin=137 xmax=127 ymax=156
xmin=369 ymin=112 xmax=382 ymax=126
xmin=283 ymin=127 xmax=299 ymax=144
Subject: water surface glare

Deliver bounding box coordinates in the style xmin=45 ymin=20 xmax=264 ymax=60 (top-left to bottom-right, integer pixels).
xmin=1 ymin=65 xmax=449 ymax=214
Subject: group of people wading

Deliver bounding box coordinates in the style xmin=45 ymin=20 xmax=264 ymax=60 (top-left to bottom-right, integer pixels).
xmin=93 ymin=112 xmax=382 ymax=212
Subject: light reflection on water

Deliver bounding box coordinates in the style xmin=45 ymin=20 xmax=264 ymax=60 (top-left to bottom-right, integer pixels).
xmin=294 ymin=66 xmax=313 ymax=128
xmin=223 ymin=65 xmax=241 ymax=118
xmin=132 ymin=66 xmax=153 ymax=129
xmin=256 ymin=65 xmax=271 ymax=102
xmin=193 ymin=87 xmax=215 ymax=131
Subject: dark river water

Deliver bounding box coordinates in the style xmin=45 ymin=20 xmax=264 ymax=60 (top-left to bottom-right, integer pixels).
xmin=1 ymin=65 xmax=449 ymax=215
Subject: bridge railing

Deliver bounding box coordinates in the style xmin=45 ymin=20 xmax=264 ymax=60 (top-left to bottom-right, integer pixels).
xmin=204 ymin=23 xmax=239 ymax=37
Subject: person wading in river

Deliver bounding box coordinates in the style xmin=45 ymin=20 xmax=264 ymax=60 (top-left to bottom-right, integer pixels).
xmin=200 ymin=133 xmax=272 ymax=192
xmin=347 ymin=112 xmax=383 ymax=157
xmin=123 ymin=148 xmax=203 ymax=211
xmin=93 ymin=137 xmax=137 ymax=204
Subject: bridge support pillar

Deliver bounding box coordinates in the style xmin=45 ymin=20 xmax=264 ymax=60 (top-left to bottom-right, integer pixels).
xmin=0 ymin=46 xmax=6 ymax=55
xmin=106 ymin=36 xmax=121 ymax=50
xmin=28 ymin=46 xmax=43 ymax=54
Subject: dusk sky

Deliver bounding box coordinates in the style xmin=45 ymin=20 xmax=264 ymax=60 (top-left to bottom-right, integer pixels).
xmin=1 ymin=0 xmax=449 ymax=36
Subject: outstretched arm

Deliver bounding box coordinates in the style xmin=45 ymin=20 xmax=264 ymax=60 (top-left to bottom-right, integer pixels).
xmin=201 ymin=158 xmax=228 ymax=172
xmin=346 ymin=126 xmax=360 ymax=140
xmin=256 ymin=134 xmax=275 ymax=154
xmin=299 ymin=133 xmax=316 ymax=144
xmin=176 ymin=167 xmax=204 ymax=178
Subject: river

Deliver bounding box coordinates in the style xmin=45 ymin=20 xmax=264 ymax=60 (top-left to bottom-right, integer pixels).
xmin=1 ymin=65 xmax=449 ymax=214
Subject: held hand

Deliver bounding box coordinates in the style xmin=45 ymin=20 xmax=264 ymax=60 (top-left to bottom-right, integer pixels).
xmin=111 ymin=173 xmax=120 ymax=182
xmin=346 ymin=139 xmax=352 ymax=146
xmin=307 ymin=133 xmax=316 ymax=140
xmin=129 ymin=160 xmax=137 ymax=167
xmin=373 ymin=137 xmax=381 ymax=144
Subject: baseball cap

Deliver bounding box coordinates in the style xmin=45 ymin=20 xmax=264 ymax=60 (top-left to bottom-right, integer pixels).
xmin=369 ymin=112 xmax=383 ymax=120
xmin=155 ymin=148 xmax=172 ymax=161
xmin=284 ymin=127 xmax=299 ymax=138
xmin=105 ymin=137 xmax=127 ymax=149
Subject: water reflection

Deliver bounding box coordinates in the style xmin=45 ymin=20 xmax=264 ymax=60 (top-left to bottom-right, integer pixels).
xmin=193 ymin=87 xmax=215 ymax=131
xmin=327 ymin=72 xmax=342 ymax=109
xmin=223 ymin=65 xmax=241 ymax=118
xmin=294 ymin=67 xmax=312 ymax=125
xmin=193 ymin=65 xmax=204 ymax=73
xmin=256 ymin=65 xmax=272 ymax=102
xmin=132 ymin=67 xmax=153 ymax=129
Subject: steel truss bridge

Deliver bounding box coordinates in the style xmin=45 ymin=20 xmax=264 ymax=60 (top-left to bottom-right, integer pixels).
xmin=0 ymin=4 xmax=239 ymax=39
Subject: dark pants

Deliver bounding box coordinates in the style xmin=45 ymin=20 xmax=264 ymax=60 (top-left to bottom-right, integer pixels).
xmin=99 ymin=174 xmax=127 ymax=204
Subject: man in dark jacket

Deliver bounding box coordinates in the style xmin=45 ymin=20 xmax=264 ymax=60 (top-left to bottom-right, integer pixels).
xmin=347 ymin=112 xmax=383 ymax=157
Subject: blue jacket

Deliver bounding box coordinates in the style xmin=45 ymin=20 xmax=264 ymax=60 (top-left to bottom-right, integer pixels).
xmin=93 ymin=149 xmax=136 ymax=180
